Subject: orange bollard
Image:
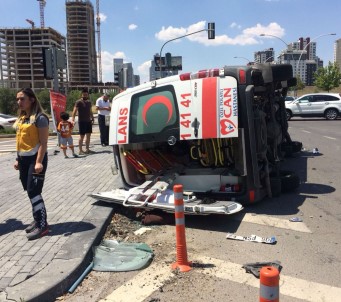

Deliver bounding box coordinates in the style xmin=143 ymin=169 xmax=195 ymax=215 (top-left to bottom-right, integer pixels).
xmin=260 ymin=266 xmax=279 ymax=302
xmin=171 ymin=184 xmax=192 ymax=272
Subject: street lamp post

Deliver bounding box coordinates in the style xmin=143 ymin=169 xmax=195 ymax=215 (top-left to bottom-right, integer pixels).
xmin=297 ymin=33 xmax=336 ymax=69
xmin=264 ymin=56 xmax=274 ymax=63
xmin=233 ymin=56 xmax=251 ymax=64
xmin=259 ymin=33 xmax=294 ymax=61
xmin=158 ymin=23 xmax=215 ymax=79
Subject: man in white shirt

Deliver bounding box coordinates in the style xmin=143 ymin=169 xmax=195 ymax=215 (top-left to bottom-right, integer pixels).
xmin=95 ymin=93 xmax=111 ymax=146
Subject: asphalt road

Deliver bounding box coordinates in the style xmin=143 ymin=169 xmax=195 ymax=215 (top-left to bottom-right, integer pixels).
xmin=61 ymin=117 xmax=341 ymax=302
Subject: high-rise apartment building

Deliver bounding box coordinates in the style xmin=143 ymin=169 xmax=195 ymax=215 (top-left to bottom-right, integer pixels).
xmin=334 ymin=38 xmax=341 ymax=73
xmin=66 ymin=0 xmax=97 ymax=86
xmin=0 ymin=27 xmax=66 ymax=90
xmin=113 ymin=58 xmax=123 ymax=85
xmin=254 ymin=48 xmax=275 ymax=63
xmin=118 ymin=62 xmax=134 ymax=89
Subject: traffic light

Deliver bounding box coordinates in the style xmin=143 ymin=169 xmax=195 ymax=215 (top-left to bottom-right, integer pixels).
xmin=42 ymin=48 xmax=53 ymax=79
xmin=165 ymin=52 xmax=172 ymax=68
xmin=208 ymin=22 xmax=215 ymax=39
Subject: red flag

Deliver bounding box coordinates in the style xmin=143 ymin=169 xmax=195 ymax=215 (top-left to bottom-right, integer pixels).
xmin=50 ymin=90 xmax=67 ymax=132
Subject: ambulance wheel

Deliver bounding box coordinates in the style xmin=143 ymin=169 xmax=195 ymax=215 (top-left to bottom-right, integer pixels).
xmin=280 ymin=170 xmax=300 ymax=193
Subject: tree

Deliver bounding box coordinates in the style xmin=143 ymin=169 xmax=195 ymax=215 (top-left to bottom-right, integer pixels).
xmin=66 ymin=90 xmax=81 ymax=112
xmin=314 ymin=62 xmax=341 ymax=92
xmin=36 ymin=89 xmax=51 ymax=114
xmin=0 ymin=88 xmax=16 ymax=115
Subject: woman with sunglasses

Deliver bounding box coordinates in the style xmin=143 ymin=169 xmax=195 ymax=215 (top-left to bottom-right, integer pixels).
xmin=14 ymin=88 xmax=49 ymax=240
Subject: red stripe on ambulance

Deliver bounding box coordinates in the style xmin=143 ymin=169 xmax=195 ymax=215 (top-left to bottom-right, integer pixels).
xmin=202 ymin=77 xmax=217 ymax=138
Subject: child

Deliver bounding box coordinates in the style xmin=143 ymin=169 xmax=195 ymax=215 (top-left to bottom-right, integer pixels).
xmin=57 ymin=112 xmax=78 ymax=158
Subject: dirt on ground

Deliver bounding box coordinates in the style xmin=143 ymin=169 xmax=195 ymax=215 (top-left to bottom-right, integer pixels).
xmin=55 ymin=208 xmax=176 ymax=302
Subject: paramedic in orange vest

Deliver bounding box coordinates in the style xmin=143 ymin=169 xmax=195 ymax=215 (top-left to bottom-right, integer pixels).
xmin=13 ymin=88 xmax=49 ymax=240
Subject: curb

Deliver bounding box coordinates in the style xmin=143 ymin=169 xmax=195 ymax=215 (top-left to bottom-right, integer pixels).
xmin=6 ymin=202 xmax=115 ymax=302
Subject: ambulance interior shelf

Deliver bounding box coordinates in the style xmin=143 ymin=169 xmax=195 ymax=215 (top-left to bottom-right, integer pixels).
xmin=119 ymin=135 xmax=246 ymax=195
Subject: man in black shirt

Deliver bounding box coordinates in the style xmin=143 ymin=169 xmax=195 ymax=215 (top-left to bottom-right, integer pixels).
xmin=72 ymin=88 xmax=95 ymax=155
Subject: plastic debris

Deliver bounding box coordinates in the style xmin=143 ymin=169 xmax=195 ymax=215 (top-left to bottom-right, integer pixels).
xmin=289 ymin=217 xmax=303 ymax=222
xmin=226 ymin=233 xmax=276 ymax=244
xmin=242 ymin=261 xmax=283 ymax=278
xmin=134 ymin=227 xmax=152 ymax=235
xmin=312 ymin=147 xmax=319 ymax=154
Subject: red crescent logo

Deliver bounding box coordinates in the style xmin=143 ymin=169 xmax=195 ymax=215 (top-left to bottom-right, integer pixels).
xmin=142 ymin=95 xmax=173 ymax=126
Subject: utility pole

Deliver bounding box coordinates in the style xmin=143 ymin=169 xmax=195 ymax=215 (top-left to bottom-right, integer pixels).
xmin=96 ymin=0 xmax=102 ymax=83
xmin=158 ymin=22 xmax=215 ymax=79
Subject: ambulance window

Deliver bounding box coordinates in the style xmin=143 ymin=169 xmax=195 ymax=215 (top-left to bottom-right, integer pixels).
xmin=129 ymin=85 xmax=179 ymax=142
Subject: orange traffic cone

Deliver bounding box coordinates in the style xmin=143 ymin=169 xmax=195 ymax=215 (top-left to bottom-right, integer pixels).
xmin=260 ymin=266 xmax=279 ymax=302
xmin=171 ymin=184 xmax=192 ymax=272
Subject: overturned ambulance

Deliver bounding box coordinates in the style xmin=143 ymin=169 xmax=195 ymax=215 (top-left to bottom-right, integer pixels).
xmin=92 ymin=63 xmax=301 ymax=215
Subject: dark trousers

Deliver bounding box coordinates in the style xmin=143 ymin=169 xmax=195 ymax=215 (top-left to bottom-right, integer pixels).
xmin=98 ymin=114 xmax=109 ymax=145
xmin=18 ymin=153 xmax=48 ymax=229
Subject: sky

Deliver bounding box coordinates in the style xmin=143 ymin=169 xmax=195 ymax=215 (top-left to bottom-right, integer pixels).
xmin=1 ymin=0 xmax=340 ymax=84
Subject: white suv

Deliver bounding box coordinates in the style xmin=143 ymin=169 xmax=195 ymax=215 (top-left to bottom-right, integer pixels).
xmin=285 ymin=93 xmax=341 ymax=120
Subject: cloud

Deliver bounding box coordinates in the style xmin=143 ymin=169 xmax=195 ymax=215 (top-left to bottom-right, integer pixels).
xmin=155 ymin=25 xmax=187 ymax=41
xmin=99 ymin=13 xmax=107 ymax=22
xmin=128 ymin=24 xmax=138 ymax=31
xmin=230 ymin=22 xmax=242 ymax=29
xmin=100 ymin=51 xmax=127 ymax=82
xmin=137 ymin=61 xmax=152 ymax=83
xmin=155 ymin=21 xmax=285 ymax=46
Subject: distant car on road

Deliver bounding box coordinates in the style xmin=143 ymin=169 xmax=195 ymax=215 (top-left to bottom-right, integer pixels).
xmin=0 ymin=113 xmax=16 ymax=130
xmin=285 ymin=93 xmax=341 ymax=120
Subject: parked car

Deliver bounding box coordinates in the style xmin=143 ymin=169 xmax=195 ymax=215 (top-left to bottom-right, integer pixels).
xmin=285 ymin=93 xmax=341 ymax=120
xmin=92 ymin=64 xmax=301 ymax=215
xmin=285 ymin=96 xmax=295 ymax=102
xmin=0 ymin=113 xmax=16 ymax=130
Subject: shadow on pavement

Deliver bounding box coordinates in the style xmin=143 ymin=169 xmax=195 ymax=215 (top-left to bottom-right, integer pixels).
xmin=0 ymin=219 xmax=25 ymax=236
xmin=48 ymin=221 xmax=96 ymax=236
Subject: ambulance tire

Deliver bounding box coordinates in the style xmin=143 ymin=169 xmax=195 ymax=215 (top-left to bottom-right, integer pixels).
xmin=280 ymin=170 xmax=300 ymax=193
xmin=281 ymin=141 xmax=303 ymax=157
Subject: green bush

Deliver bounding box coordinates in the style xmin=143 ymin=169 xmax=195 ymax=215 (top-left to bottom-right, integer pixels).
xmin=0 ymin=127 xmax=16 ymax=135
xmin=0 ymin=88 xmax=17 ymax=115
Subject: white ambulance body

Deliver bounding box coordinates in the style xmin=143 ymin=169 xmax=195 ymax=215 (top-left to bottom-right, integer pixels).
xmin=92 ymin=64 xmax=300 ymax=215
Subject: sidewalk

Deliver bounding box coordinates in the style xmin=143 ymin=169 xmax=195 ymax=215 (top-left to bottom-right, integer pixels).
xmin=0 ymin=129 xmax=119 ymax=301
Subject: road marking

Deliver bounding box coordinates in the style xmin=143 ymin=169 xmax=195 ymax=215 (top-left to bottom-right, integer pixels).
xmin=232 ymin=213 xmax=312 ymax=233
xmin=99 ymin=259 xmax=174 ymax=302
xmin=323 ymin=136 xmax=336 ymax=140
xmin=301 ymin=130 xmax=311 ymax=133
xmin=100 ymin=254 xmax=340 ymax=302
xmin=196 ymin=255 xmax=341 ymax=302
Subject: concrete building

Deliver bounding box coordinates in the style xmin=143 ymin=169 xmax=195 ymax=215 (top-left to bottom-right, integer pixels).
xmin=66 ymin=0 xmax=98 ymax=87
xmin=275 ymin=37 xmax=322 ymax=85
xmin=0 ymin=27 xmax=66 ymax=90
xmin=113 ymin=58 xmax=123 ymax=85
xmin=254 ymin=48 xmax=275 ymax=63
xmin=118 ymin=62 xmax=134 ymax=89
xmin=334 ymin=38 xmax=341 ymax=72
xmin=293 ymin=37 xmax=317 ymax=60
